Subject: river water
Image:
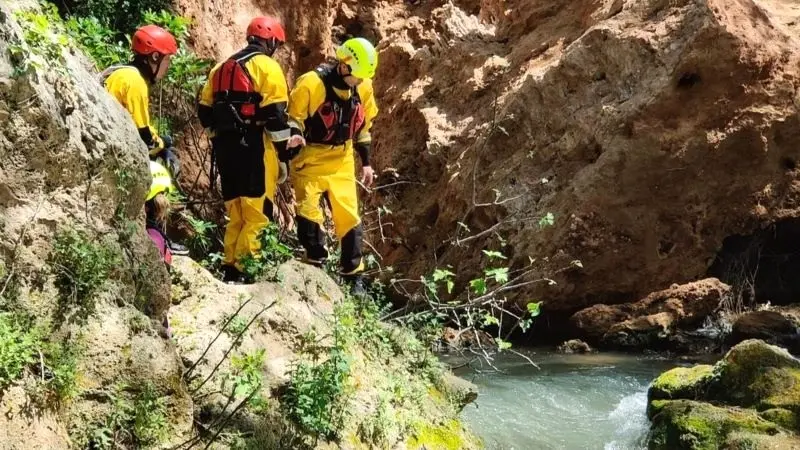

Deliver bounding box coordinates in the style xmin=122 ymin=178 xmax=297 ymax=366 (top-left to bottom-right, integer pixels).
xmin=451 ymin=350 xmax=684 ymax=450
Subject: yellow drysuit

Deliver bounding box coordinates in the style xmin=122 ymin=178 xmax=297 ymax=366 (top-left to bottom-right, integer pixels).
xmin=287 ymin=64 xmax=378 ymax=275
xmin=103 ymin=63 xmax=165 ymax=155
xmin=197 ymin=45 xmax=290 ymax=270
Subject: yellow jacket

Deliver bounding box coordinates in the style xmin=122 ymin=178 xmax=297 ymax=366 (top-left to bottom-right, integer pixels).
xmin=198 ymin=47 xmax=291 ymax=146
xmin=288 ymin=67 xmax=378 ymax=166
xmin=103 ymin=65 xmax=164 ymax=155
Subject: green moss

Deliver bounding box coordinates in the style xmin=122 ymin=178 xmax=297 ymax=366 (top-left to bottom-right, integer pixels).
xmin=724 ymin=431 xmax=800 ymax=450
xmin=760 ymin=408 xmax=799 ymax=430
xmin=407 ymin=420 xmax=474 ymax=450
xmin=649 ymin=365 xmax=714 ymax=401
xmin=757 ymin=368 xmax=800 ymax=412
xmin=648 ymin=400 xmax=783 ymax=450
xmin=710 ymin=340 xmax=800 ymax=407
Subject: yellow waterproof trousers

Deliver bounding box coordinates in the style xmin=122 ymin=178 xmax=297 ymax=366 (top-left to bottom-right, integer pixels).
xmin=290 ymin=143 xmax=363 ymax=274
xmin=223 ymin=142 xmax=280 ymax=269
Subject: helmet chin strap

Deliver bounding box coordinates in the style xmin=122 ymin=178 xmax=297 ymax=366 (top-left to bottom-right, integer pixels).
xmin=256 ymin=37 xmax=279 ymax=56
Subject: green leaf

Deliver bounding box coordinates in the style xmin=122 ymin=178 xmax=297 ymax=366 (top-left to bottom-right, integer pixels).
xmin=469 ymin=278 xmax=487 ymax=295
xmin=484 ymin=267 xmax=509 ymax=284
xmin=538 ymin=212 xmax=555 ymax=228
xmin=526 ymin=301 xmax=541 ymax=317
xmin=432 ymin=269 xmax=455 ymax=282
xmin=482 ymin=250 xmax=507 ymax=260
xmin=495 ymin=338 xmax=512 ymax=350
xmin=446 ymin=279 xmax=454 ymax=294
xmin=482 ymin=314 xmax=499 ymax=326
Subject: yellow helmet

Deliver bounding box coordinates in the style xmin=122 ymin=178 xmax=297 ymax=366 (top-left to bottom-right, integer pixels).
xmin=335 ymin=37 xmax=378 ymax=80
xmin=147 ymin=160 xmax=173 ymax=201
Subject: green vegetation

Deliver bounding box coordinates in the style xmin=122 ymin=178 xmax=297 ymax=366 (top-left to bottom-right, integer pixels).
xmin=222 ymin=349 xmax=269 ymax=413
xmin=239 ymin=224 xmax=294 ymax=282
xmin=88 ymin=382 xmax=168 ymax=449
xmin=394 ymin=243 xmax=548 ymax=359
xmin=282 ymin=288 xmax=472 ymax=447
xmin=55 ymin=0 xmax=172 ymax=35
xmin=9 ymin=4 xmax=71 ymax=76
xmin=183 ymin=213 xmax=217 ymax=253
xmin=0 ymin=313 xmax=39 ymax=390
xmin=284 ymin=325 xmax=351 ymax=439
xmin=0 ymin=312 xmax=81 ymax=405
xmin=50 ymin=228 xmax=121 ymax=324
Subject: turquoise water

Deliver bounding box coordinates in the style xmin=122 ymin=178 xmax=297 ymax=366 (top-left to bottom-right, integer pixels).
xmin=451 ymin=351 xmax=682 ymax=450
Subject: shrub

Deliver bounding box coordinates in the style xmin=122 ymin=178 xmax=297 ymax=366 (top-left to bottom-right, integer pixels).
xmin=239 ymin=223 xmax=294 ymax=282
xmin=50 ymin=227 xmax=121 ymax=323
xmin=0 ymin=313 xmax=39 ymax=390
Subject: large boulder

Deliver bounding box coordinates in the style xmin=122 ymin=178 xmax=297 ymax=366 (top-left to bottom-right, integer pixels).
xmin=570 ymin=278 xmax=728 ymax=349
xmin=169 ymin=257 xmax=481 ymax=449
xmin=647 ymin=340 xmax=800 ymax=448
xmin=729 ymin=310 xmax=800 ymax=354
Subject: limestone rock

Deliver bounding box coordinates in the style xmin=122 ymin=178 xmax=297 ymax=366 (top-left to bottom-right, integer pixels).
xmin=570 ymin=278 xmax=728 ymax=348
xmin=557 ymin=339 xmax=595 ymax=354
xmin=647 ymin=340 xmax=800 ymax=448
xmin=729 ymin=311 xmax=800 ymax=353
xmin=648 ymin=400 xmax=785 ymax=450
xmin=648 ymin=365 xmax=714 ymax=410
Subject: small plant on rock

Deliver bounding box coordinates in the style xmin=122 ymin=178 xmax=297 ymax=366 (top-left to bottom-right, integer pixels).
xmin=50 ymin=227 xmax=121 ymax=324
xmin=239 ymin=223 xmax=293 ymax=282
xmin=284 ymin=305 xmax=354 ymax=439
xmin=0 ymin=313 xmax=39 ymax=391
xmin=9 ymin=4 xmax=71 ymax=76
xmin=88 ymin=382 xmax=168 ymax=449
xmin=183 ymin=213 xmax=217 ymax=253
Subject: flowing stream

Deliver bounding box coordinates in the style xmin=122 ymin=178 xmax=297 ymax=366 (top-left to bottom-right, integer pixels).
xmin=450 ymin=350 xmax=684 ymax=450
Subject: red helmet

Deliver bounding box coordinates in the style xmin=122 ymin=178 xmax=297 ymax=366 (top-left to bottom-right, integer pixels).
xmin=246 ymin=16 xmax=286 ymax=43
xmin=132 ymin=25 xmax=178 ymax=56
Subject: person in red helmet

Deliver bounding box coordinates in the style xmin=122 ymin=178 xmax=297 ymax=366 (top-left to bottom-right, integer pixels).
xmin=102 ymin=24 xmax=189 ymax=256
xmin=101 ymin=25 xmax=181 ymax=175
xmin=198 ymin=16 xmax=303 ymax=283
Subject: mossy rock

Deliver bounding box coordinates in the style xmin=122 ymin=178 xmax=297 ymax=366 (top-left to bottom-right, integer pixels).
xmin=647 ymin=400 xmax=785 ymax=450
xmin=648 ymin=365 xmax=714 ymax=413
xmin=406 ymin=419 xmax=481 ymax=450
xmin=724 ymin=431 xmax=800 ymax=450
xmin=708 ymin=340 xmax=800 ymax=408
xmin=760 ymin=408 xmax=799 ymax=431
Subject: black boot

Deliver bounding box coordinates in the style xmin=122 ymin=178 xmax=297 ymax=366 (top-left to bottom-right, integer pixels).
xmin=222 ymin=265 xmax=245 ymax=284
xmin=342 ymin=273 xmax=367 ymax=298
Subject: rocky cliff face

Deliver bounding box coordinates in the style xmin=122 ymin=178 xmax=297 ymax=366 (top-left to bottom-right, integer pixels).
xmin=0 ymin=1 xmax=190 ymax=447
xmin=178 ymin=0 xmax=800 ymax=320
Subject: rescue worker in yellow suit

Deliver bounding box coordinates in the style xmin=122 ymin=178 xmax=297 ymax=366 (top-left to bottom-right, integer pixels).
xmin=102 ymin=24 xmax=180 ymax=176
xmin=102 ymin=24 xmax=189 ymax=256
xmin=197 ymin=16 xmax=304 ymax=283
xmin=283 ymin=37 xmax=379 ymax=295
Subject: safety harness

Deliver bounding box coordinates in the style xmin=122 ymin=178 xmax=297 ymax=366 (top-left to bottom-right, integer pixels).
xmin=303 ymin=65 xmax=366 ymax=146
xmin=210 ymin=48 xmax=265 ymax=134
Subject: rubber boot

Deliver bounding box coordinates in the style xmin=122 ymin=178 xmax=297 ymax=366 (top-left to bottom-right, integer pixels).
xmin=222 ymin=264 xmax=245 ymax=284
xmin=342 ymin=273 xmax=367 ymax=298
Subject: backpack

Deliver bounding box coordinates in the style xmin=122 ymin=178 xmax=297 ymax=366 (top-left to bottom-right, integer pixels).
xmin=210 ymin=49 xmax=264 ymax=134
